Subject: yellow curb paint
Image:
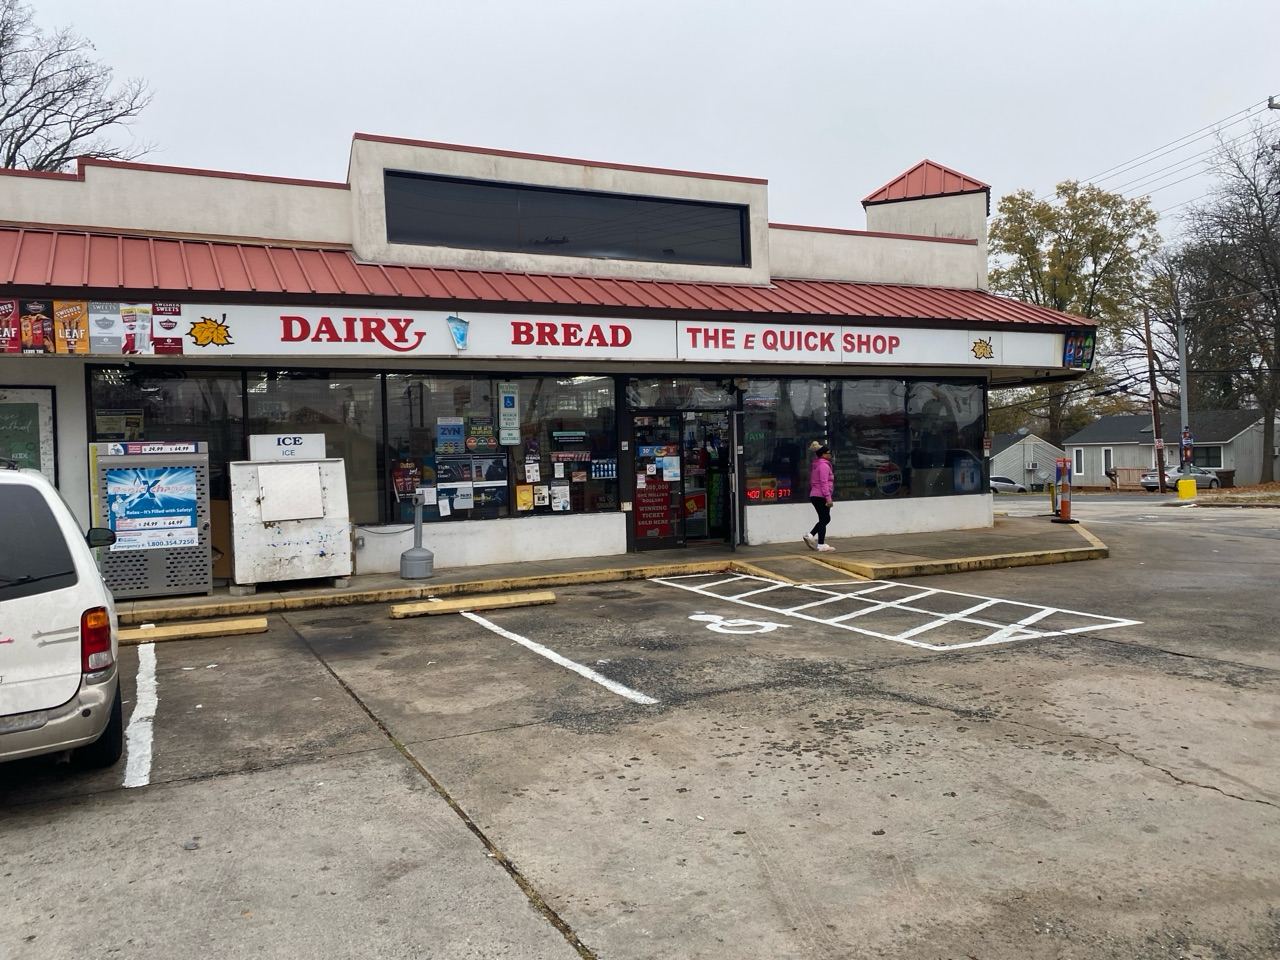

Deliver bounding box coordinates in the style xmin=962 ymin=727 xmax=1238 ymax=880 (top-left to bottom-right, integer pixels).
xmin=803 ymin=555 xmax=870 ymax=579
xmin=1072 ymin=523 xmax=1108 ymax=550
xmin=119 ymin=617 xmax=269 ymax=645
xmin=390 ymin=591 xmax=557 ymax=619
xmin=727 ymin=560 xmax=797 ymax=583
xmin=852 ymin=546 xmax=1107 ymax=579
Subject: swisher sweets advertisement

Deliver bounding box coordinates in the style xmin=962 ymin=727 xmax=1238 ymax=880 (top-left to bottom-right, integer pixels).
xmin=0 ymin=300 xmax=187 ymax=355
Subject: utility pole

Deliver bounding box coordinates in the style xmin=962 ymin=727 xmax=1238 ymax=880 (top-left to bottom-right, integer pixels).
xmin=1144 ymin=306 xmax=1168 ymax=493
xmin=1175 ymin=292 xmax=1191 ymax=476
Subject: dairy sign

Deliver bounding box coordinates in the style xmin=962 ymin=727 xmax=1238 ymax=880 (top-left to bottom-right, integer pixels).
xmin=61 ymin=302 xmax=1073 ymax=369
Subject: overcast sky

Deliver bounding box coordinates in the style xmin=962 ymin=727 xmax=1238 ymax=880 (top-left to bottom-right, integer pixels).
xmin=34 ymin=0 xmax=1280 ymax=236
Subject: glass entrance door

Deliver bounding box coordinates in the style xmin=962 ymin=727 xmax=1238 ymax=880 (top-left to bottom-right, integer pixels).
xmin=631 ymin=411 xmax=733 ymax=550
xmin=680 ymin=410 xmax=731 ymax=545
xmin=632 ymin=413 xmax=684 ymax=550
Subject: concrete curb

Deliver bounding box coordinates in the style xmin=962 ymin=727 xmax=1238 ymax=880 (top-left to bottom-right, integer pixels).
xmin=120 ymin=559 xmax=744 ymax=627
xmin=812 ymin=525 xmax=1108 ymax=580
xmin=118 ymin=530 xmax=1110 ymax=627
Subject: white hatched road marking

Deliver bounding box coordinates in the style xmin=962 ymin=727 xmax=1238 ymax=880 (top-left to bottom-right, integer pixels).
xmin=651 ymin=574 xmax=1142 ymax=652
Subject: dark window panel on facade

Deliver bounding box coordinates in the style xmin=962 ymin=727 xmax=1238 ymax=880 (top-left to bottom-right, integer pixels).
xmin=384 ymin=172 xmax=750 ymax=267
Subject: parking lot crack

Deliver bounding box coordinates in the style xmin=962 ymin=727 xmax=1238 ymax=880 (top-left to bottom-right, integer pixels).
xmin=864 ymin=680 xmax=1279 ymax=811
xmin=283 ymin=615 xmax=599 ymax=960
xmin=996 ymin=716 xmax=1280 ymax=811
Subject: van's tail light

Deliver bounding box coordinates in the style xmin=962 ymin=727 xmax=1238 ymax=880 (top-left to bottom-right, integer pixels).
xmin=81 ymin=607 xmax=114 ymax=674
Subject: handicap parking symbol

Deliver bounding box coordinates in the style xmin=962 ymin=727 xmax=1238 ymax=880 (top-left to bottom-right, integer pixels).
xmin=689 ymin=612 xmax=791 ymax=634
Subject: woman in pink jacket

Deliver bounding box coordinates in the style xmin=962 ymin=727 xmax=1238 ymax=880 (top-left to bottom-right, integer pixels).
xmin=804 ymin=441 xmax=836 ymax=552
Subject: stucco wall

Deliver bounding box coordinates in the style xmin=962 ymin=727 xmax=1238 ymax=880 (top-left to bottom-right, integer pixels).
xmin=767 ymin=227 xmax=981 ymax=288
xmin=0 ymin=165 xmax=352 ymax=245
xmin=352 ymin=513 xmax=628 ymax=574
xmin=347 ymin=137 xmax=772 ymax=285
xmin=864 ymin=193 xmax=988 ymax=289
xmin=744 ymin=494 xmax=992 ymax=545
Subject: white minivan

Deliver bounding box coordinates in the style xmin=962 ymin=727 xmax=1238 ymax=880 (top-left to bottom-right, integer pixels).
xmin=0 ymin=463 xmax=123 ymax=768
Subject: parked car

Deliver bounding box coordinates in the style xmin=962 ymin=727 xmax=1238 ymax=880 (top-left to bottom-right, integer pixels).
xmin=1139 ymin=464 xmax=1219 ymax=492
xmin=989 ymin=475 xmax=1028 ymax=494
xmin=0 ymin=462 xmax=122 ymax=768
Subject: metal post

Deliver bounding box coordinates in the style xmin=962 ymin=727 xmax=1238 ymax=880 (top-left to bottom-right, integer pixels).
xmin=1176 ymin=311 xmax=1191 ymax=475
xmin=1143 ymin=307 xmax=1168 ymax=493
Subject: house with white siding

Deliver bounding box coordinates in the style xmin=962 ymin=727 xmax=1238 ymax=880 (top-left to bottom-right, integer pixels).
xmin=1064 ymin=410 xmax=1278 ymax=488
xmin=988 ymin=432 xmax=1064 ymax=490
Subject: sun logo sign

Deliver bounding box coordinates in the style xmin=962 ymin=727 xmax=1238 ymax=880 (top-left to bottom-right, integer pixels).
xmin=970 ymin=336 xmax=994 ymax=360
xmin=189 ymin=314 xmax=234 ymax=348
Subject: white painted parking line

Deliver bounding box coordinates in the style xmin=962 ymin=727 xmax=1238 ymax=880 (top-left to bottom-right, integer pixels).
xmin=726 ymin=582 xmax=792 ymax=600
xmin=122 ymin=642 xmax=157 ymax=788
xmin=461 ymin=611 xmax=658 ymax=705
xmin=652 ymin=575 xmax=1142 ymax=652
xmin=895 ymin=598 xmax=1002 ymax=640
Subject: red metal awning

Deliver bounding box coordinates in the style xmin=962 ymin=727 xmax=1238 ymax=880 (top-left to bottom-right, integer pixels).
xmin=0 ymin=225 xmax=1088 ymax=328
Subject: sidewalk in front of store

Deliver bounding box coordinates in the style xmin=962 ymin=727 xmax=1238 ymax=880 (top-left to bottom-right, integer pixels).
xmin=115 ymin=515 xmax=1106 ymax=626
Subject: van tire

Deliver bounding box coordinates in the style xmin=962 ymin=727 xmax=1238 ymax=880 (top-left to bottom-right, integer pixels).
xmin=74 ymin=687 xmax=124 ymax=769
xmin=1209 ymin=480 xmax=1219 ymax=489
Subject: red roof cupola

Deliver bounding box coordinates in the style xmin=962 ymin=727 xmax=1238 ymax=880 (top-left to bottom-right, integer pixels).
xmin=862 ymin=160 xmax=990 ymax=208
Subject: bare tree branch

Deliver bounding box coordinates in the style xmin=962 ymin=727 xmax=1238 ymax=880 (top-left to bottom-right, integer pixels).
xmin=0 ymin=0 xmax=153 ymax=171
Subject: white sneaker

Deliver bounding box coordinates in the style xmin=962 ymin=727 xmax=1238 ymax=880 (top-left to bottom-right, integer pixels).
xmin=817 ymin=543 xmax=836 ymax=552
xmin=803 ymin=533 xmax=817 ymax=549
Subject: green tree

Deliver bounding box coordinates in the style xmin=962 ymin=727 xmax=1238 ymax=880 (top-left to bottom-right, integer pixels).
xmin=0 ymin=0 xmax=152 ymax=170
xmin=989 ymin=182 xmax=1160 ymax=446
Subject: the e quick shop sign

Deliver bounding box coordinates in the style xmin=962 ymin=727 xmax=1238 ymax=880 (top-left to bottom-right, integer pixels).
xmin=82 ymin=302 xmax=1069 ymax=368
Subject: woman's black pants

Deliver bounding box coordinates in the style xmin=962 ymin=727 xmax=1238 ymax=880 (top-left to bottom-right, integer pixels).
xmin=809 ymin=497 xmax=831 ymax=544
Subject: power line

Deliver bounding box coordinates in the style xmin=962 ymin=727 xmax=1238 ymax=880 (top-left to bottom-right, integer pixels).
xmin=1157 ymin=193 xmax=1210 ymax=216
xmin=1108 ymin=125 xmax=1266 ymax=195
xmin=1079 ymin=99 xmax=1270 ymax=185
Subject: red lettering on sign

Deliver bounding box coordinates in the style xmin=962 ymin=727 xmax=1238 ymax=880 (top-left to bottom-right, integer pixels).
xmin=281 ymin=316 xmax=309 ymax=341
xmin=509 ymin=319 xmax=634 ymax=350
xmin=387 ymin=317 xmax=414 ymax=342
xmin=843 ymin=331 xmax=902 ymax=355
xmin=313 ymin=316 xmax=341 ymax=342
xmin=279 ymin=313 xmax=425 ymax=352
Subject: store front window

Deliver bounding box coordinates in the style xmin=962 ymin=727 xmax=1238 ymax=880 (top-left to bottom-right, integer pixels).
xmin=246 ymin=370 xmax=384 ymax=524
xmin=830 ymin=379 xmax=908 ymax=499
xmin=385 ymin=374 xmax=618 ymax=522
xmin=742 ymin=378 xmax=827 ymax=504
xmin=740 ymin=377 xmax=985 ymax=504
xmin=905 ymin=382 xmax=984 ymax=496
xmin=626 ymin=377 xmax=734 ymax=411
xmin=88 ymin=368 xmax=244 ymax=499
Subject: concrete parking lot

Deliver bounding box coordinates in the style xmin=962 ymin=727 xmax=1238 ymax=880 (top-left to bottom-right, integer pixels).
xmin=3 ymin=501 xmax=1279 ymax=959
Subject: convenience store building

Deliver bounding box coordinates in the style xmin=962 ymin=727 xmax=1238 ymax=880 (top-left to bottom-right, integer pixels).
xmin=0 ymin=135 xmax=1094 ymax=576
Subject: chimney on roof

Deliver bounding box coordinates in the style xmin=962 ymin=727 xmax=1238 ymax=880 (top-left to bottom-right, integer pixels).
xmin=862 ymin=160 xmax=991 ymax=290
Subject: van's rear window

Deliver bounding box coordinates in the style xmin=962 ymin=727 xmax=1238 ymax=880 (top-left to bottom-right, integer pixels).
xmin=0 ymin=486 xmax=78 ymax=600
